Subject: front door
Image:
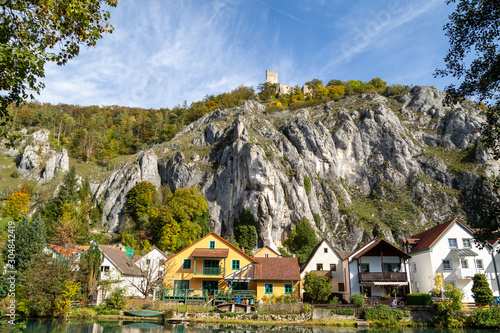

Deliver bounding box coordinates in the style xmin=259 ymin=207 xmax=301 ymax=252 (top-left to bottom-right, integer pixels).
xmin=202 ymin=280 xmax=219 ymax=296
xmin=361 ymin=285 xmax=372 ymax=297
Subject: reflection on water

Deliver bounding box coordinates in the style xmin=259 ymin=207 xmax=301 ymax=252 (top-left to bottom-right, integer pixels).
xmin=10 ymin=320 xmax=500 ymax=333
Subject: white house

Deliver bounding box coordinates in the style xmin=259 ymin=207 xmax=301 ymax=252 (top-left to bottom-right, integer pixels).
xmin=403 ymin=217 xmax=500 ymax=302
xmin=343 ymin=238 xmax=411 ymax=302
xmin=97 ymin=246 xmax=168 ymax=304
xmin=300 ymin=239 xmax=350 ymax=299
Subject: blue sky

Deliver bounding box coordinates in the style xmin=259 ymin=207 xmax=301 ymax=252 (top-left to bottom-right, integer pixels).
xmin=37 ymin=0 xmax=455 ymax=109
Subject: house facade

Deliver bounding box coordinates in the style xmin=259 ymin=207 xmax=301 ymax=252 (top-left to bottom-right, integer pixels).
xmin=343 ymin=238 xmax=411 ymax=302
xmin=253 ymin=246 xmax=281 ymax=258
xmin=300 ymin=239 xmax=350 ymax=299
xmin=162 ymin=232 xmax=301 ymax=303
xmin=403 ymin=218 xmax=500 ymax=302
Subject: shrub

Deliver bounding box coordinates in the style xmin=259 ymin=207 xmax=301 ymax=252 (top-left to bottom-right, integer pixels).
xmin=350 ymin=294 xmax=365 ymax=308
xmin=330 ymin=308 xmax=355 ymax=316
xmin=105 ymin=288 xmax=127 ymax=310
xmin=220 ymin=312 xmax=239 ymax=318
xmin=471 ymin=274 xmax=494 ymax=304
xmin=304 ymin=175 xmax=312 ymax=197
xmin=362 ymin=304 xmax=409 ymax=321
xmin=468 ymin=307 xmax=500 ymax=328
xmin=407 ymin=293 xmax=432 ymax=305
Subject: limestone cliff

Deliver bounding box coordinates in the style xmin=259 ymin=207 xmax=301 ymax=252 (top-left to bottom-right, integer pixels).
xmin=3 ymin=86 xmax=495 ymax=252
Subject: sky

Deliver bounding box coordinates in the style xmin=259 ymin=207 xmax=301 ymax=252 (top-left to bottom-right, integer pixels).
xmin=36 ymin=0 xmax=456 ymax=109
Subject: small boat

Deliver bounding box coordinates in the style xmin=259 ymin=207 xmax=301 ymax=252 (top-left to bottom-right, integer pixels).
xmin=123 ymin=309 xmax=164 ymax=317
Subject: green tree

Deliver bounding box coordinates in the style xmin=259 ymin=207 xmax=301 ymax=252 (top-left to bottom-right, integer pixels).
xmin=350 ymin=293 xmax=366 ymax=308
xmin=152 ymin=187 xmax=210 ymax=252
xmin=16 ymin=252 xmax=74 ymax=317
xmin=0 ymin=0 xmax=117 ymax=131
xmin=125 ymin=181 xmax=157 ymax=225
xmin=78 ymin=242 xmax=104 ymax=302
xmin=257 ymin=82 xmax=277 ymax=102
xmin=435 ymin=0 xmax=499 ymax=109
xmin=303 ymin=272 xmax=331 ymax=303
xmin=1 ymin=216 xmax=46 ymax=273
xmin=283 ymin=217 xmax=318 ymax=264
xmin=233 ymin=208 xmax=259 ymax=254
xmin=471 ymin=273 xmax=494 ymax=304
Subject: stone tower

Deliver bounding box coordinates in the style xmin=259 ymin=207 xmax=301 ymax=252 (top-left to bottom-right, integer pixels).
xmin=266 ymin=70 xmax=278 ymax=84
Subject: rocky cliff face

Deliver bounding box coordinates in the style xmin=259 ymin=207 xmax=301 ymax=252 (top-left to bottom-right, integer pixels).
xmin=4 ymin=86 xmax=495 ymax=252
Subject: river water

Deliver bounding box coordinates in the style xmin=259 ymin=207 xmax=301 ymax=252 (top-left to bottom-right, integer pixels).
xmin=7 ymin=321 xmax=500 ymax=333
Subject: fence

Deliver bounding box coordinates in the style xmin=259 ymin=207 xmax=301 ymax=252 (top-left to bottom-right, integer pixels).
xmin=125 ymin=299 xmax=212 ymax=313
xmin=257 ymin=303 xmax=304 ymax=314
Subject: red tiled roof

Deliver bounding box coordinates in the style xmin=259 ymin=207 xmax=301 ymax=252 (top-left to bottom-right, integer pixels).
xmin=191 ymin=248 xmax=229 ymax=258
xmin=406 ymin=217 xmax=475 ymax=253
xmin=253 ymin=257 xmax=301 ymax=281
xmin=47 ymin=244 xmax=89 ymax=258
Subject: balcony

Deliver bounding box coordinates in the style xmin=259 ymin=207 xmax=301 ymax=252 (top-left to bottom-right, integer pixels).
xmin=454 ymin=268 xmax=476 ymax=279
xmin=194 ymin=266 xmax=224 ymax=276
xmin=359 ymin=272 xmax=407 ymax=282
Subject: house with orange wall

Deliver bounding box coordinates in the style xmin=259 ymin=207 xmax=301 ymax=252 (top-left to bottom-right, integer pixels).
xmin=161 ymin=232 xmax=301 ymax=303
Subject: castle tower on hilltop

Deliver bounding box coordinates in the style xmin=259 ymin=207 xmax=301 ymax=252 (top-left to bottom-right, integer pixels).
xmin=266 ymin=70 xmax=278 ymax=84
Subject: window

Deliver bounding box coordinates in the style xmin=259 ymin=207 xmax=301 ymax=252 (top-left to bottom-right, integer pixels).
xmin=284 ymin=284 xmax=292 ymax=294
xmin=448 ymin=239 xmax=458 ymax=248
xmin=462 ymin=238 xmax=471 ymax=248
xmin=476 ymin=259 xmax=484 ymax=270
xmin=146 ymin=259 xmax=151 ymax=265
xmin=231 ymin=260 xmax=240 ymax=270
xmin=360 ymin=263 xmax=370 ymax=272
xmin=264 ymin=283 xmax=273 ymax=294
xmin=338 ymin=283 xmax=345 ymax=292
xmin=209 ymin=240 xmax=215 ymax=249
xmin=461 ymin=259 xmax=469 ymax=269
xmin=324 ymin=248 xmax=328 ymax=253
xmin=413 ymin=263 xmax=417 ymax=273
xmin=182 ymin=259 xmax=192 ymax=270
xmin=383 ymin=263 xmax=400 ymax=272
xmin=265 ymin=253 xmax=269 ymax=258
xmin=101 ymin=266 xmax=110 ymax=272
xmin=316 ymin=263 xmax=323 ymax=270
xmin=232 ymin=282 xmax=248 ymax=290
xmin=330 ymin=264 xmax=336 ymax=271
xmin=443 ymin=259 xmax=452 ymax=270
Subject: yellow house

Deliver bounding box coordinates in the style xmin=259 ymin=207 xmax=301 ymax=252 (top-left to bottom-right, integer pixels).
xmin=162 ymin=232 xmax=257 ymax=302
xmin=162 ymin=232 xmax=301 ymax=303
xmin=253 ymin=246 xmax=281 ymax=258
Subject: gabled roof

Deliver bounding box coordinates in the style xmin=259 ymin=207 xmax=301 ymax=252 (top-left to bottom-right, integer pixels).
xmin=165 ymin=232 xmax=257 ymax=264
xmin=300 ymin=239 xmax=349 ymax=272
xmin=349 ymin=238 xmax=410 ymax=261
xmin=405 ymin=217 xmax=473 ymax=254
xmin=99 ymin=245 xmax=140 ymax=276
xmin=225 ymin=257 xmax=301 ymax=281
xmin=253 ymin=246 xmax=281 ymax=257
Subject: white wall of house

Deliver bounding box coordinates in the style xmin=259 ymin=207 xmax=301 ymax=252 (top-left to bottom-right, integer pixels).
xmin=300 ymin=240 xmax=344 ymax=292
xmin=409 ymin=222 xmax=499 ymax=302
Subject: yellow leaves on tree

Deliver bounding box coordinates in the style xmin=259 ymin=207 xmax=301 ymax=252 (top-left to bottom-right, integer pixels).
xmin=50 ymin=203 xmax=79 ymax=248
xmin=2 ymin=184 xmax=31 ymax=221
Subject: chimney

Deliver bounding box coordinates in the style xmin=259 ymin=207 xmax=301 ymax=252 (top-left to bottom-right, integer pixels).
xmin=231 ymin=234 xmax=234 ymax=245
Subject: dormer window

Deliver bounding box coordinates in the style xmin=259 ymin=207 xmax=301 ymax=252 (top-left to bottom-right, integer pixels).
xmin=209 ymin=241 xmax=215 ymax=249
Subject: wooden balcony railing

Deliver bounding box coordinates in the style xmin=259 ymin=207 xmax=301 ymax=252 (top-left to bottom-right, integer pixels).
xmin=359 ymin=272 xmax=407 ymax=282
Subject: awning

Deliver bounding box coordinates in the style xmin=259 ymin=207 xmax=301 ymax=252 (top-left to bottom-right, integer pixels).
xmin=372 ymin=281 xmax=409 ymax=286
xmin=191 ymin=249 xmax=229 ymax=258
xmin=451 ymin=248 xmax=478 ymax=257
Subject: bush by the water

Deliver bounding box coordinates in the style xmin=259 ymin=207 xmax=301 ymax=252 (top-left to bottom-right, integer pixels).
xmin=407 ymin=293 xmax=432 ymax=305
xmin=330 ymin=308 xmax=355 ymax=316
xmin=349 ymin=294 xmax=365 ymax=308
xmin=362 ymin=304 xmax=409 ymax=321
xmin=467 ymin=307 xmax=500 ymax=328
